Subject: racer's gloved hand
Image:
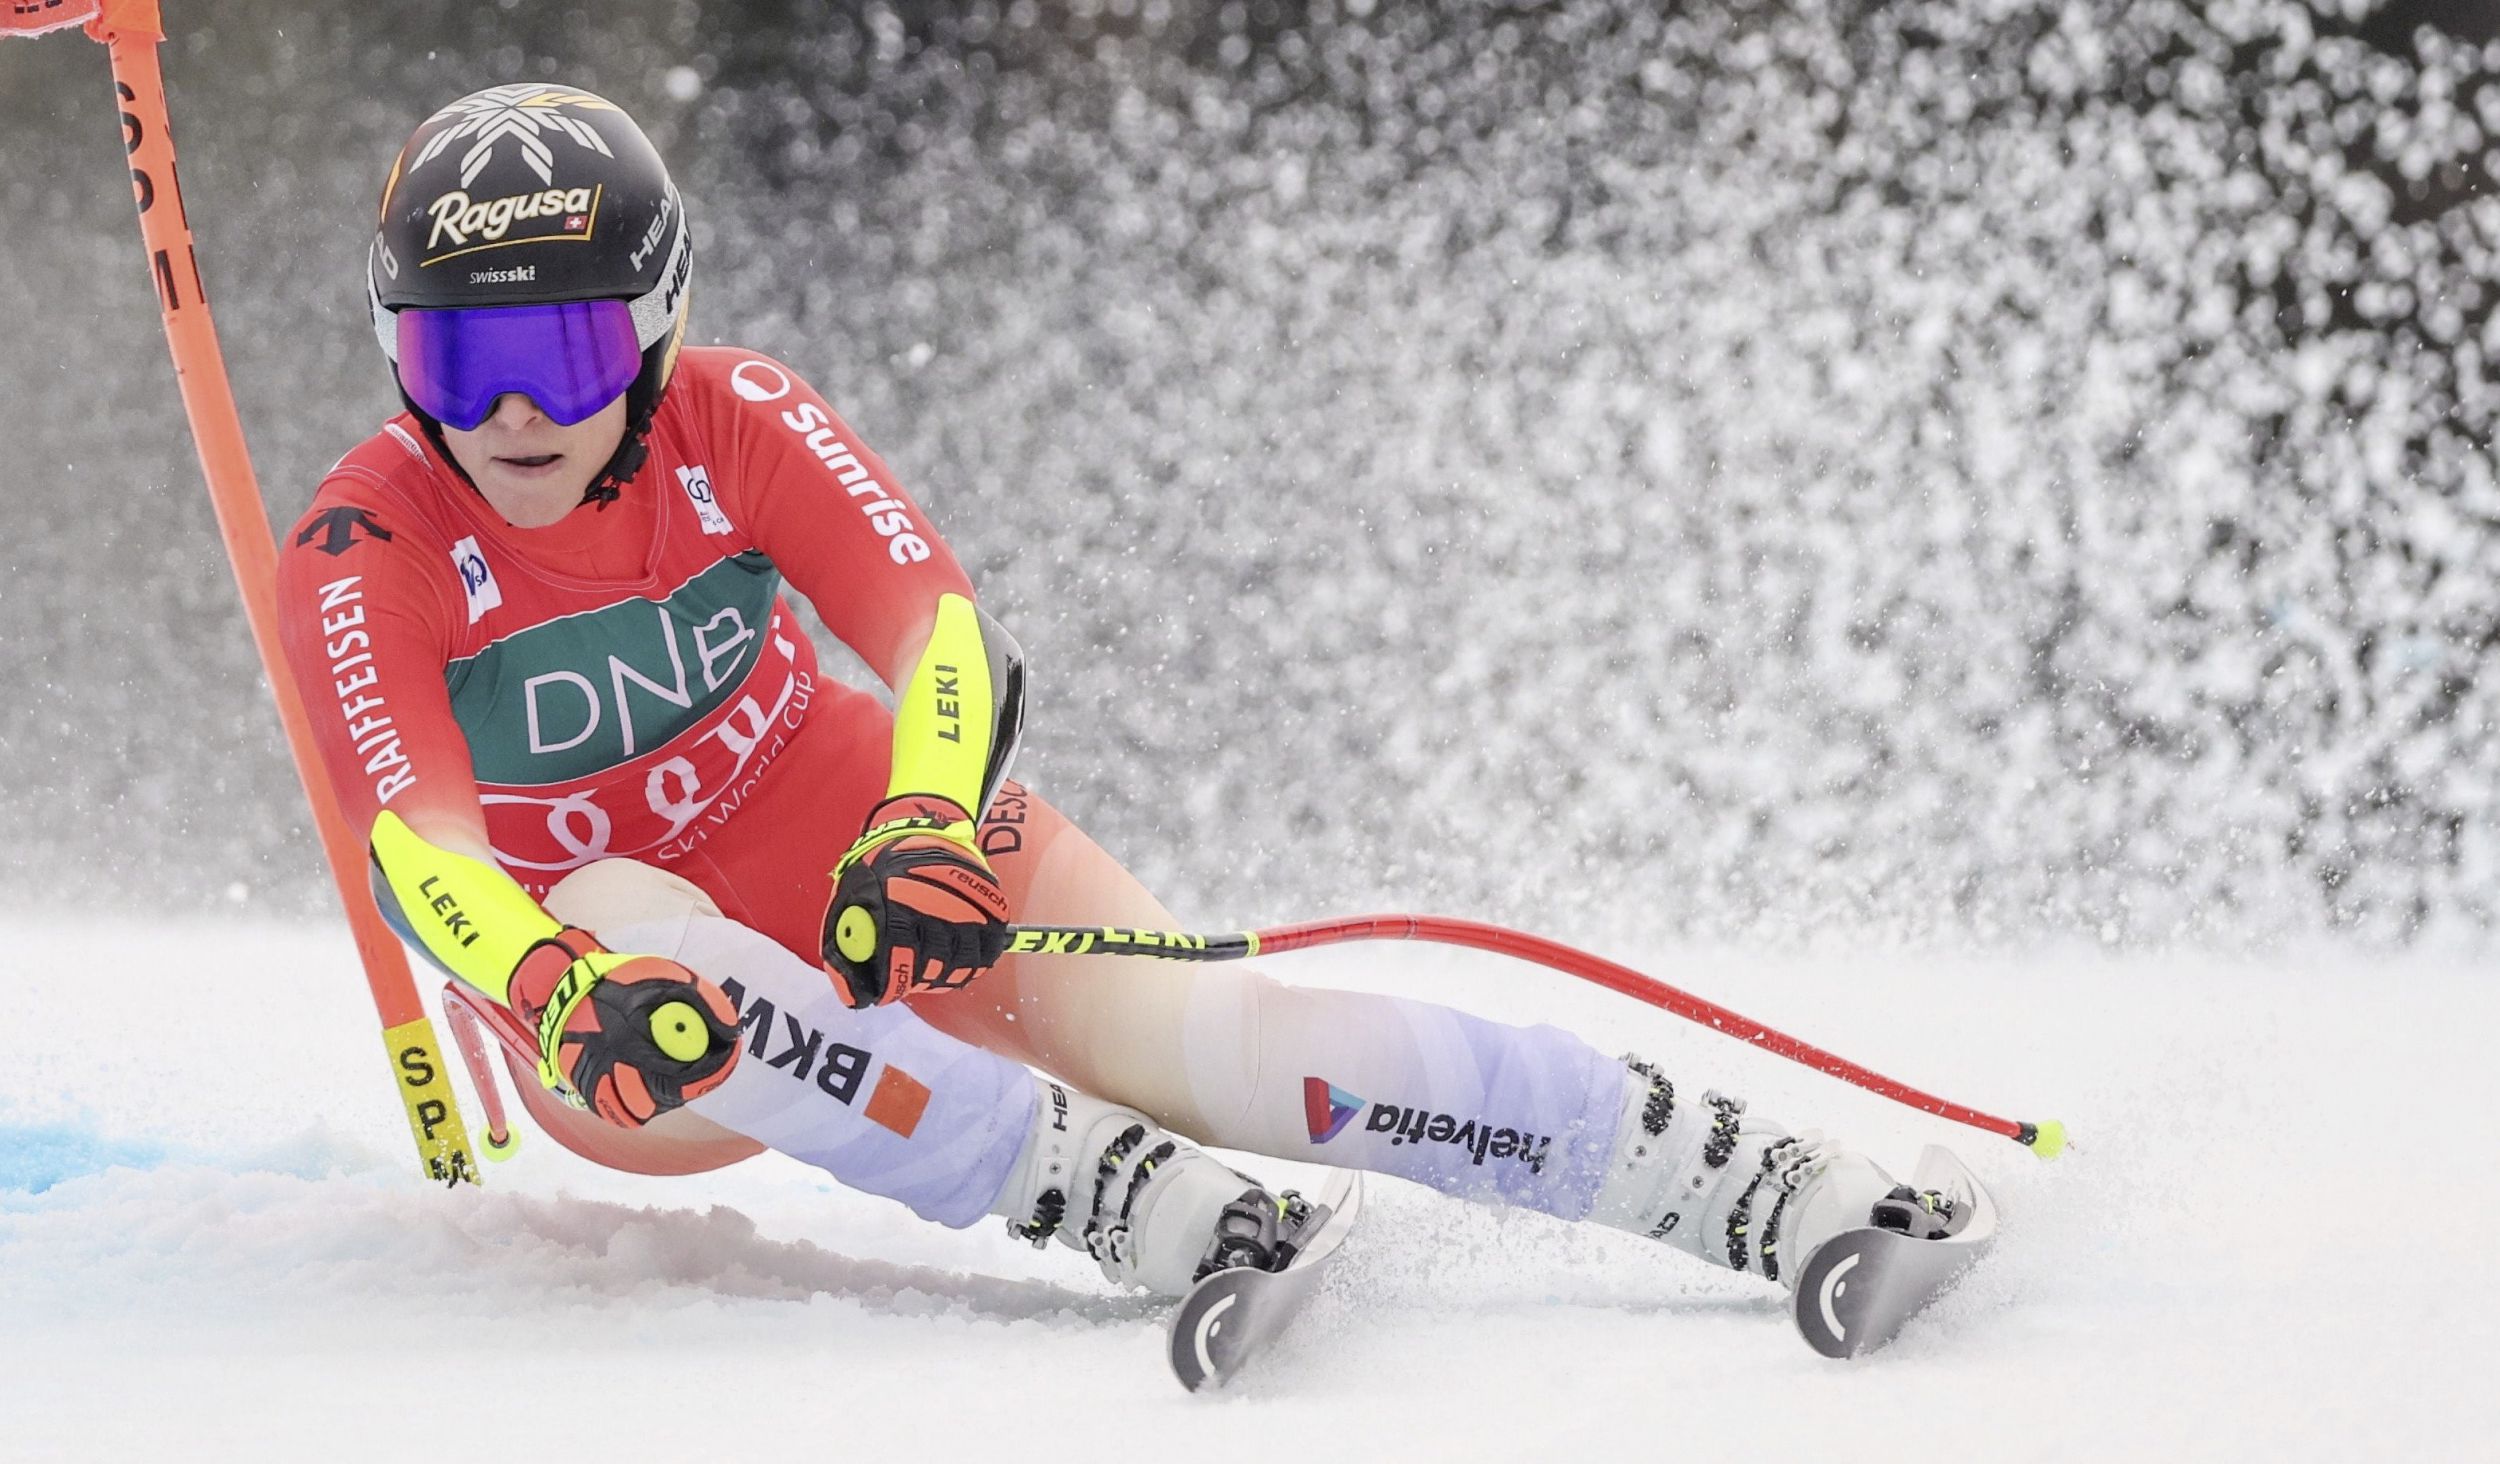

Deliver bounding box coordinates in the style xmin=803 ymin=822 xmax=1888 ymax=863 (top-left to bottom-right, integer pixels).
xmin=822 ymin=793 xmax=1011 ymax=1008
xmin=507 ymin=927 xmax=743 ymax=1129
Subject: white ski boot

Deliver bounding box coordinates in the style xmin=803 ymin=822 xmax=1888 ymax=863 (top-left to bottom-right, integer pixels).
xmin=1587 ymin=1058 xmax=1902 ymax=1286
xmin=993 ymin=1080 xmax=1292 ymax=1296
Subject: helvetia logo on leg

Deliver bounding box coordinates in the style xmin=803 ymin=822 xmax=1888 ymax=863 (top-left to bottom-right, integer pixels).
xmin=1302 ymin=1076 xmax=1553 ymax=1173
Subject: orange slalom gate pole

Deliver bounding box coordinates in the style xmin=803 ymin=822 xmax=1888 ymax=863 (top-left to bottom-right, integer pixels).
xmin=74 ymin=0 xmax=476 ymax=1183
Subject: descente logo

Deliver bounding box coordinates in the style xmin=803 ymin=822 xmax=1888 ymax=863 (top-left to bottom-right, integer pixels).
xmin=427 ymin=186 xmax=596 ymax=249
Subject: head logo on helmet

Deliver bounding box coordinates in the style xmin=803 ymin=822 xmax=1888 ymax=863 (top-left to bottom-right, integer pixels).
xmin=370 ymin=83 xmax=695 ymax=507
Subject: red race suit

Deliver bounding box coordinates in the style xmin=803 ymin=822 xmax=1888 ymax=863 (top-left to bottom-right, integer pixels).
xmin=277 ymin=348 xmax=962 ymax=958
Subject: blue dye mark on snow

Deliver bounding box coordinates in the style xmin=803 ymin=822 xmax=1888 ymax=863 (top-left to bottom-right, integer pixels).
xmin=0 ymin=1123 xmax=168 ymax=1195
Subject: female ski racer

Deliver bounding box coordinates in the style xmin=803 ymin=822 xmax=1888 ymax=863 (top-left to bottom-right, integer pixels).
xmin=278 ymin=84 xmax=1947 ymax=1299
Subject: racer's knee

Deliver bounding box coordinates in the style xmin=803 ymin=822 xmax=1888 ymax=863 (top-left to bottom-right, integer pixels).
xmin=545 ymin=859 xmax=722 ymax=951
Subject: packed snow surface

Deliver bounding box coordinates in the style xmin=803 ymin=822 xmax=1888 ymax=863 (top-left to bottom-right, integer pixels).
xmin=2 ymin=916 xmax=2489 ymax=1461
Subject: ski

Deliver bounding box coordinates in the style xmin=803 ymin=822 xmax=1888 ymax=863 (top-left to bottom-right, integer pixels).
xmin=1791 ymin=1143 xmax=1998 ymax=1359
xmin=1167 ymin=1169 xmax=1364 ymax=1392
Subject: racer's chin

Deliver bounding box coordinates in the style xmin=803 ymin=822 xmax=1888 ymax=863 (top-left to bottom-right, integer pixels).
xmin=441 ymin=393 xmax=627 ymax=526
xmin=463 ymin=448 xmax=603 ymax=525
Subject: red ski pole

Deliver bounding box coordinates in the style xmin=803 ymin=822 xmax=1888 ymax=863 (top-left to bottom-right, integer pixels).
xmin=1003 ymin=915 xmax=2066 ymax=1157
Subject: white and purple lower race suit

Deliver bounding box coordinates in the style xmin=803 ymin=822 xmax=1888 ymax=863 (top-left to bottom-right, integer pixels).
xmin=578 ymin=867 xmax=1629 ymax=1229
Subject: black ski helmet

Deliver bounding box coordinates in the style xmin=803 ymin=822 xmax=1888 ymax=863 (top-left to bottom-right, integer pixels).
xmin=368 ymin=83 xmax=693 ymax=505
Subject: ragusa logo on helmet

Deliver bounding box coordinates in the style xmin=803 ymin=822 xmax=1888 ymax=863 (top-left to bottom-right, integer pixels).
xmin=425 ymin=185 xmax=599 ymax=256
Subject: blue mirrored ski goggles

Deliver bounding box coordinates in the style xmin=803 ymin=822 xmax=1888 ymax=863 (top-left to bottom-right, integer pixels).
xmin=394 ymin=300 xmax=643 ymax=432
